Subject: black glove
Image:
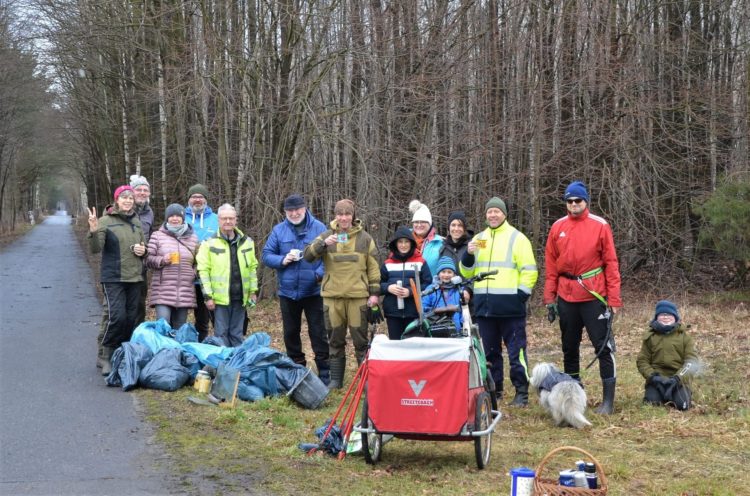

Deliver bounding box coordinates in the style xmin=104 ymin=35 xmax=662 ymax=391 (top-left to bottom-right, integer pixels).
xmin=546 ymin=304 xmax=557 ymax=323
xmin=368 ymin=305 xmax=384 ymax=324
xmin=649 ymin=373 xmax=669 ymax=386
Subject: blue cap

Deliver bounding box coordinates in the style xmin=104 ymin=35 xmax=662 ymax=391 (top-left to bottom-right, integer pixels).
xmin=564 ymin=181 xmax=590 ymax=203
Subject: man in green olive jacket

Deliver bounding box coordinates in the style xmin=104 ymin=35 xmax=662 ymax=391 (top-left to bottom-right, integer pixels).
xmin=304 ymin=199 xmax=380 ymax=389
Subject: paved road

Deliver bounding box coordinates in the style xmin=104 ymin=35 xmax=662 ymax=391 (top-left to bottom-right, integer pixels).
xmin=0 ymin=212 xmax=171 ymax=495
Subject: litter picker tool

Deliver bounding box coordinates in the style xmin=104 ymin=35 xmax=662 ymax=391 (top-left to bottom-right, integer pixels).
xmin=306 ymin=361 xmax=368 ymax=457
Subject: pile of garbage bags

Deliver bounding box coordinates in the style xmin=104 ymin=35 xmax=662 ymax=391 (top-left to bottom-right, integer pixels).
xmin=106 ymin=319 xmax=309 ymax=402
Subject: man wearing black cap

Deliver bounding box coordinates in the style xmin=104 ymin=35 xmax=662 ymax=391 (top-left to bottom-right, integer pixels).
xmin=543 ymin=181 xmax=622 ymax=414
xmin=262 ymin=195 xmax=330 ymax=385
xmin=186 ymin=183 xmax=219 ymax=342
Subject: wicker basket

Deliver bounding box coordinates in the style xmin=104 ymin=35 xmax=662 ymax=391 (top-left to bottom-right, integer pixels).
xmin=533 ymin=446 xmax=608 ymax=496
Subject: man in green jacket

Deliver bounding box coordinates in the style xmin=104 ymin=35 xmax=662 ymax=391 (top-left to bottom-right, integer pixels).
xmin=196 ymin=204 xmax=258 ymax=347
xmin=461 ymin=197 xmax=538 ymax=406
xmin=304 ymin=199 xmax=380 ymax=389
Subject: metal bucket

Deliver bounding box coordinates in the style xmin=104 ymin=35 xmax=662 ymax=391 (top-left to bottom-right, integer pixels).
xmin=287 ymin=368 xmax=329 ymax=409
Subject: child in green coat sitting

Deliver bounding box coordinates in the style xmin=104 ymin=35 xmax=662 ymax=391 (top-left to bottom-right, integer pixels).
xmin=636 ymin=300 xmax=697 ymax=411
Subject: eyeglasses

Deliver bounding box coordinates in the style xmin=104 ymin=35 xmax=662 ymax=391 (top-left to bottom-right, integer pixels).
xmin=190 ymin=195 xmax=205 ymax=200
xmin=412 ymin=221 xmax=429 ymax=225
xmin=566 ymin=198 xmax=584 ymax=205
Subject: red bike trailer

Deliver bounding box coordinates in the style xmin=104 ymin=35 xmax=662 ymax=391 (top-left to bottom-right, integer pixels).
xmin=354 ymin=335 xmax=501 ymax=469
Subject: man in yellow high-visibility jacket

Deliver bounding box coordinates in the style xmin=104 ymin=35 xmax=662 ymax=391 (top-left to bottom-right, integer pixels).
xmin=460 ymin=197 xmax=538 ymax=406
xmin=196 ymin=204 xmax=258 ymax=347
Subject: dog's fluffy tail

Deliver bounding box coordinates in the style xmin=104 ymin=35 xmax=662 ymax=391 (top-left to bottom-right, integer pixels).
xmin=557 ymin=382 xmax=592 ymax=429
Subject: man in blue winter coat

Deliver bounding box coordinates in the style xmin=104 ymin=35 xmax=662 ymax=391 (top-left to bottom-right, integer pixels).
xmin=262 ymin=194 xmax=330 ymax=384
xmin=185 ymin=184 xmax=220 ymax=342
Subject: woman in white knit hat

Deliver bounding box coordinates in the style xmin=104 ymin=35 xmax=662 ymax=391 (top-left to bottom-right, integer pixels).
xmin=408 ymin=200 xmax=444 ymax=277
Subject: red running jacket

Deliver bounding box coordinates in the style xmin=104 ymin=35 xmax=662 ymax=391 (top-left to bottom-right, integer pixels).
xmin=543 ymin=209 xmax=622 ymax=307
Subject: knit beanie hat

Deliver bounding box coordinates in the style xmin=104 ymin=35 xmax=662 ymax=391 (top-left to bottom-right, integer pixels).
xmin=485 ymin=197 xmax=507 ymax=216
xmin=283 ymin=194 xmax=306 ymax=210
xmin=563 ymin=181 xmax=590 ymax=203
xmin=654 ymin=300 xmax=680 ymax=322
xmin=435 ymin=256 xmax=456 ymax=274
xmin=188 ymin=184 xmax=209 ymax=199
xmin=334 ymin=199 xmax=355 ymax=216
xmin=447 ymin=210 xmax=467 ymax=230
xmin=129 ymin=175 xmax=150 ymax=189
xmin=113 ymin=185 xmax=134 ymax=201
xmin=409 ymin=200 xmax=433 ymax=225
xmin=165 ymin=203 xmax=185 ymax=221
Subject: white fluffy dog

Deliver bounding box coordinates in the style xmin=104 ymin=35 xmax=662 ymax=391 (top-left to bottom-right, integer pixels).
xmin=529 ymin=363 xmax=591 ymax=429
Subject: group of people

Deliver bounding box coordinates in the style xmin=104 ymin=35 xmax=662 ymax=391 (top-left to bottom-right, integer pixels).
xmin=88 ymin=178 xmax=696 ymax=411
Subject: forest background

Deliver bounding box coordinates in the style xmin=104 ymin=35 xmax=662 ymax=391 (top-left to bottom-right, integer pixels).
xmin=1 ymin=0 xmax=748 ymax=292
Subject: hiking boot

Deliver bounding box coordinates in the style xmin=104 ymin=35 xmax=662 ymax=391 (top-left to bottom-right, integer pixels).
xmin=510 ymin=384 xmax=529 ymax=407
xmin=328 ymin=357 xmax=345 ymax=390
xmin=595 ymin=379 xmax=616 ymax=414
xmin=101 ymin=346 xmax=115 ymax=376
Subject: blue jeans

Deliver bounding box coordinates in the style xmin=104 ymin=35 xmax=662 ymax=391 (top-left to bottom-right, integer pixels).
xmin=213 ymin=300 xmax=246 ymax=347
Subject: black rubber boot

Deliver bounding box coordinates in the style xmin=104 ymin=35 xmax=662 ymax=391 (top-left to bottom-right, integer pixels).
xmin=328 ymin=357 xmax=345 ymax=390
xmin=510 ymin=384 xmax=529 ymax=407
xmin=595 ymin=379 xmax=616 ymax=414
xmin=316 ymin=358 xmax=331 ymax=387
xmin=100 ymin=346 xmax=115 ymax=376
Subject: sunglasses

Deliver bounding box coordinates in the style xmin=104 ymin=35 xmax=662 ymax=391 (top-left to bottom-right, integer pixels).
xmin=566 ymin=198 xmax=584 ymax=205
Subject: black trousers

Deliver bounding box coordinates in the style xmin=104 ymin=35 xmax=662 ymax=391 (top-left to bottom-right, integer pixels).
xmin=558 ymin=298 xmax=615 ymax=381
xmin=279 ymin=295 xmax=329 ymax=367
xmin=386 ymin=316 xmax=411 ymax=340
xmin=477 ymin=316 xmax=529 ymax=391
xmin=101 ymin=282 xmax=141 ymax=348
xmin=194 ymin=286 xmax=214 ymax=342
xmin=644 ymin=381 xmax=692 ymax=411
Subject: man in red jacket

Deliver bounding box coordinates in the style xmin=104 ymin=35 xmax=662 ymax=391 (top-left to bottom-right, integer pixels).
xmin=543 ymin=181 xmax=622 ymax=414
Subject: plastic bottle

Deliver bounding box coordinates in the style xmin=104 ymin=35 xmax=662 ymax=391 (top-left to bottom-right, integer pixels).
xmin=585 ymin=462 xmax=598 ymax=489
xmin=396 ymin=280 xmax=404 ymax=309
xmin=558 ymin=469 xmax=576 ymax=487
xmin=573 ymin=471 xmax=587 ymax=488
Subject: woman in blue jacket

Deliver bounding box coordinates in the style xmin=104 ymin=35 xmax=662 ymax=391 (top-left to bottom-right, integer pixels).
xmin=261 ymin=195 xmax=330 ymax=384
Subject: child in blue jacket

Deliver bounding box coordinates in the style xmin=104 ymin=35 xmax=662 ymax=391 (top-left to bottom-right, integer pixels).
xmin=421 ymin=257 xmax=465 ymax=333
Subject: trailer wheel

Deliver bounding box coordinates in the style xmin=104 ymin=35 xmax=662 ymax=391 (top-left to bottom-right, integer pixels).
xmin=360 ymin=396 xmax=382 ymax=464
xmin=485 ymin=373 xmax=498 ymax=411
xmin=474 ymin=392 xmax=492 ymax=469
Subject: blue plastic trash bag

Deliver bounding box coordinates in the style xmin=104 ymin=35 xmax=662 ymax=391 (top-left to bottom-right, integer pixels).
xmin=237 ymin=332 xmax=271 ymax=350
xmin=181 ymin=350 xmax=201 ymax=379
xmin=180 ymin=342 xmax=233 ymax=368
xmin=298 ymin=419 xmax=344 ymax=456
xmin=174 ymin=322 xmax=199 ymax=343
xmin=236 ymin=382 xmax=265 ymax=402
xmin=106 ymin=343 xmax=154 ymax=390
xmin=202 ymin=336 xmax=225 ymax=346
xmin=225 ymin=332 xmax=309 ymax=401
xmin=131 ymin=320 xmax=182 ymax=354
xmin=139 ymin=348 xmax=191 ymax=391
